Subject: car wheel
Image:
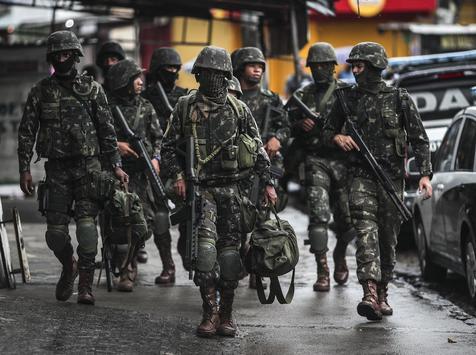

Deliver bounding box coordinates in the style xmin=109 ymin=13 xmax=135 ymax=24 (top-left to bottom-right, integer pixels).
xmin=464 ymin=240 xmax=476 ymax=300
xmin=414 ymin=217 xmax=447 ymax=281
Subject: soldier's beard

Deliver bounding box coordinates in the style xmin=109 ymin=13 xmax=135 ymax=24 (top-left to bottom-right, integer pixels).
xmin=158 ymin=69 xmax=178 ymax=92
xmin=198 ymin=71 xmax=228 ymax=99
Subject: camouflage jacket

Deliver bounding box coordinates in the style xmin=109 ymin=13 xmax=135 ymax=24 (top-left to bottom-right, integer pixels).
xmin=142 ymin=84 xmax=188 ymax=130
xmin=162 ymin=91 xmax=271 ymax=183
xmin=17 ymin=73 xmax=121 ymax=173
xmin=287 ymin=80 xmax=349 ymax=159
xmin=109 ymin=95 xmax=163 ymax=172
xmin=241 ymin=87 xmax=290 ymax=145
xmin=323 ymin=82 xmax=432 ymax=178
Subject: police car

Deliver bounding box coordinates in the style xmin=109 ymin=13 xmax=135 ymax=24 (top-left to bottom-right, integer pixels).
xmin=386 ymin=50 xmax=476 ymax=246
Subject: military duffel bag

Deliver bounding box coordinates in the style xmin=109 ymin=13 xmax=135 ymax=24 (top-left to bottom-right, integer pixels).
xmin=245 ymin=206 xmax=299 ymax=304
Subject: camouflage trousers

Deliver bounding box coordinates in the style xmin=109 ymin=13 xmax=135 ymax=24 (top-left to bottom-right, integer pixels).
xmin=193 ymin=184 xmax=243 ymax=290
xmin=126 ymin=170 xmax=158 ymax=241
xmin=349 ymin=174 xmax=403 ymax=283
xmin=44 ymin=156 xmax=102 ymax=270
xmin=304 ymin=155 xmax=353 ymax=254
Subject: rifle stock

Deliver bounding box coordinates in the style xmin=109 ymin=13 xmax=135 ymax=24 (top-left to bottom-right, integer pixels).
xmin=112 ymin=105 xmax=169 ymax=212
xmin=334 ymin=90 xmax=412 ymax=222
xmin=287 ymin=92 xmax=320 ymax=123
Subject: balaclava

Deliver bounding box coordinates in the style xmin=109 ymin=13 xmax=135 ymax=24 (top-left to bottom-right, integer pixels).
xmin=310 ymin=63 xmax=334 ymax=84
xmin=197 ymin=70 xmax=228 ymax=100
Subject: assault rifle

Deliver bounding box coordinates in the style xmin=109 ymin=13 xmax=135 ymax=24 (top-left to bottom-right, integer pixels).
xmin=169 ymin=136 xmax=200 ymax=279
xmin=156 ymin=81 xmax=174 ymax=118
xmin=112 ymin=106 xmax=169 ymax=211
xmin=285 ymin=92 xmax=321 ymax=124
xmin=334 ymin=89 xmax=412 ymax=222
xmin=261 ymin=104 xmax=286 ymax=140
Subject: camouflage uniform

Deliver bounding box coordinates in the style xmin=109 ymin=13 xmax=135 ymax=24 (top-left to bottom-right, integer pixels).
xmin=107 ymin=59 xmax=163 ymax=290
xmin=17 ymin=31 xmax=121 ymax=304
xmin=287 ymin=42 xmax=355 ymax=291
xmin=324 ymin=42 xmax=432 ymax=319
xmin=142 ymin=47 xmax=188 ymax=282
xmin=162 ymin=46 xmax=271 ymax=337
xmin=233 ymin=47 xmax=289 ymax=289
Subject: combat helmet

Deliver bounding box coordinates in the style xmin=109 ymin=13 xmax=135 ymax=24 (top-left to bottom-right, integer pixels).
xmin=347 ymin=42 xmax=388 ymax=70
xmin=107 ymin=59 xmax=143 ymax=92
xmin=228 ymin=76 xmax=243 ymax=97
xmin=306 ymin=42 xmax=337 ymax=66
xmin=96 ymin=41 xmax=125 ymax=67
xmin=191 ymin=46 xmax=233 ymax=79
xmin=150 ymin=47 xmax=182 ymax=74
xmin=46 ymin=30 xmax=83 ymax=57
xmin=233 ymin=47 xmax=266 ymax=72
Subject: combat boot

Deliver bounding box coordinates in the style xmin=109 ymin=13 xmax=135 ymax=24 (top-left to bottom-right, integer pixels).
xmin=55 ymin=254 xmax=78 ymax=301
xmin=136 ymin=246 xmax=148 ymax=264
xmin=77 ymin=269 xmax=95 ymax=305
xmin=313 ymin=253 xmax=330 ymax=292
xmin=196 ymin=287 xmax=220 ymax=338
xmin=357 ymin=280 xmax=382 ymax=321
xmin=155 ymin=246 xmax=175 ymax=285
xmin=377 ymin=282 xmax=393 ymax=316
xmin=217 ymin=288 xmax=237 ymax=337
xmin=117 ymin=260 xmax=138 ymax=292
xmin=333 ymin=239 xmax=349 ymax=285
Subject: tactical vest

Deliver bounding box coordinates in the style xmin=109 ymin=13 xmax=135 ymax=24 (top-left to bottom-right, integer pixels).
xmin=36 ymin=76 xmax=101 ymax=159
xmin=178 ymin=92 xmax=251 ymax=180
xmin=241 ymin=88 xmax=276 ymax=138
xmin=347 ymin=85 xmax=407 ymax=177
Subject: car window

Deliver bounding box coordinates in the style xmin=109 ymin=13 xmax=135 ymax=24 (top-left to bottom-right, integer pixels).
xmin=455 ymin=118 xmax=476 ymax=171
xmin=435 ymin=119 xmax=462 ymax=172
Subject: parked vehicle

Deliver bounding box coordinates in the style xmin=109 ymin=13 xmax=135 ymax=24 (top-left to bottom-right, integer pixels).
xmin=411 ymin=107 xmax=476 ymax=299
xmin=386 ymin=50 xmax=476 ymax=246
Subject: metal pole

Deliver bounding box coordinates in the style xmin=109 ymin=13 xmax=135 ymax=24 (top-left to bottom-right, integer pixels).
xmin=50 ymin=2 xmax=57 ymax=33
xmin=290 ymin=0 xmax=302 ymax=83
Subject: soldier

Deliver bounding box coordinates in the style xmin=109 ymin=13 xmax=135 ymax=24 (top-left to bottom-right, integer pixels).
xmin=286 ymin=42 xmax=356 ymax=292
xmin=232 ymin=47 xmax=290 ymax=289
xmin=96 ymin=41 xmax=126 ymax=91
xmin=228 ymin=76 xmax=243 ymax=99
xmin=106 ymin=59 xmax=163 ymax=291
xmin=17 ymin=31 xmax=127 ymax=305
xmin=162 ymin=46 xmax=276 ymax=337
xmin=142 ymin=47 xmax=188 ymax=284
xmin=324 ymin=42 xmax=432 ymax=320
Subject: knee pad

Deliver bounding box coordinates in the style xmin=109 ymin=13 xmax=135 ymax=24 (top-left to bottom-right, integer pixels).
xmin=309 ymin=225 xmax=328 ymax=253
xmin=76 ymin=217 xmax=98 ymax=256
xmin=196 ymin=237 xmax=217 ymax=272
xmin=218 ymin=247 xmax=242 ymax=281
xmin=45 ymin=224 xmax=69 ymax=253
xmin=153 ymin=211 xmax=171 ymax=235
xmin=193 ymin=269 xmax=219 ymax=288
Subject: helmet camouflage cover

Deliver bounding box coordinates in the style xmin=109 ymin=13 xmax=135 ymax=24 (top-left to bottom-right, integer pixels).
xmin=107 ymin=59 xmax=143 ymax=91
xmin=46 ymin=30 xmax=84 ymax=57
xmin=233 ymin=47 xmax=266 ymax=72
xmin=306 ymin=42 xmax=337 ymax=66
xmin=347 ymin=42 xmax=388 ymax=70
xmin=149 ymin=47 xmax=182 ymax=74
xmin=191 ymin=46 xmax=233 ymax=79
xmin=228 ymin=76 xmax=243 ymax=97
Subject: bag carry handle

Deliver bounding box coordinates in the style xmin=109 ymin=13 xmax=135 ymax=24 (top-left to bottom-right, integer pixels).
xmin=266 ymin=204 xmax=282 ymax=230
xmin=256 ymin=268 xmax=295 ymax=305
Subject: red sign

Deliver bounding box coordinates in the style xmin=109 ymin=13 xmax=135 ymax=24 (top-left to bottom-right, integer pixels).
xmin=334 ymin=0 xmax=437 ymax=14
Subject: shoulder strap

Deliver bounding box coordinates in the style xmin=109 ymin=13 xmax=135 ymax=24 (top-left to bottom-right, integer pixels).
xmin=255 ymin=270 xmax=295 ymax=304
xmin=227 ymin=94 xmax=246 ymax=134
xmin=318 ymin=80 xmax=336 ymax=113
xmin=131 ymin=100 xmax=143 ymax=132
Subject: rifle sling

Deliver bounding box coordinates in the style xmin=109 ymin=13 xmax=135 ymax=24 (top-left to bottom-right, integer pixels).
xmin=317 ymin=80 xmax=336 ymax=114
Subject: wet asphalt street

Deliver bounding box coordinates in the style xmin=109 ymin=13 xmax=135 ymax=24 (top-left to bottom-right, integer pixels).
xmin=1 ymin=204 xmax=476 ymax=354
